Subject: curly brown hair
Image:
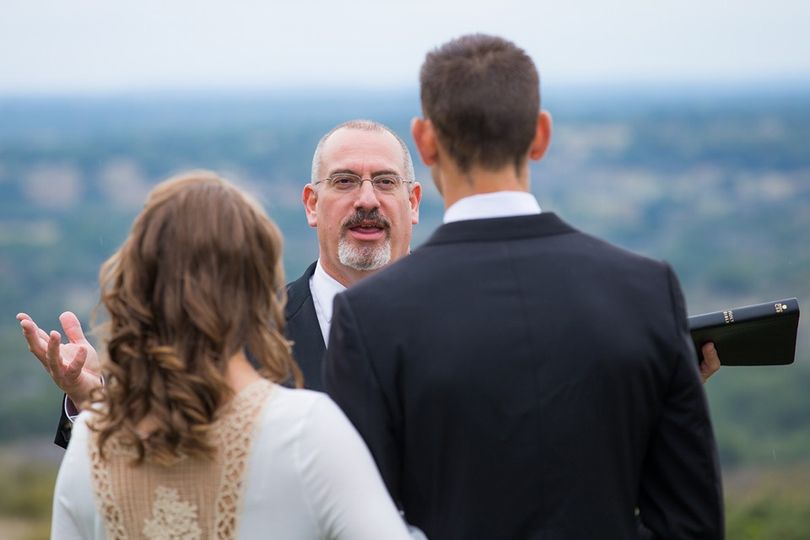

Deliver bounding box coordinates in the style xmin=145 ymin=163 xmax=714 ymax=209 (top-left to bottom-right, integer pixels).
xmin=89 ymin=171 xmax=301 ymax=464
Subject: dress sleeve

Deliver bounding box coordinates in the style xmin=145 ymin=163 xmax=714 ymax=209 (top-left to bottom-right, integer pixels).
xmin=296 ymin=394 xmax=413 ymax=540
xmin=51 ymin=413 xmax=98 ymax=540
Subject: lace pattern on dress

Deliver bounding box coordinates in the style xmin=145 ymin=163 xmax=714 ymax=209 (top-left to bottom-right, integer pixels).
xmin=213 ymin=379 xmax=273 ymax=538
xmin=89 ymin=379 xmax=274 ymax=540
xmin=142 ymin=486 xmax=202 ymax=540
xmin=88 ymin=434 xmax=129 ymax=540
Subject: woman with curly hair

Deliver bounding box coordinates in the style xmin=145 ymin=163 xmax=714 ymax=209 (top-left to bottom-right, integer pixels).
xmin=50 ymin=172 xmax=413 ymax=539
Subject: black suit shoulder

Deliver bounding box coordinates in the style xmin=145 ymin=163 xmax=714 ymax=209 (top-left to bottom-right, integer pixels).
xmin=344 ymin=212 xmax=671 ymax=310
xmin=286 ymin=261 xmax=317 ymax=321
xmin=285 ymin=261 xmax=326 ymax=391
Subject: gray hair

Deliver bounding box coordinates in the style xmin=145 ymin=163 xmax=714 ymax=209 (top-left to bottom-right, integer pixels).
xmin=310 ymin=119 xmax=416 ymax=184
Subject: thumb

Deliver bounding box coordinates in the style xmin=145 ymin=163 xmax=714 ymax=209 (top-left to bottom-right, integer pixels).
xmin=60 ymin=311 xmax=89 ymax=345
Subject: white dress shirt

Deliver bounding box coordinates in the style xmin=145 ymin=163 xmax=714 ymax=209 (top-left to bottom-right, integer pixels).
xmin=309 ymin=259 xmax=347 ymax=344
xmin=443 ymin=191 xmax=541 ymax=223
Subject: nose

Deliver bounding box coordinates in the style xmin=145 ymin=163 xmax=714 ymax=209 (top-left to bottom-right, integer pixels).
xmin=353 ymin=177 xmax=381 ymax=210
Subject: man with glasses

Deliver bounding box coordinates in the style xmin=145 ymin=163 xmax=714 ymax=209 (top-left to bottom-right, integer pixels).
xmin=288 ymin=119 xmax=422 ymax=390
xmin=19 ymin=119 xmax=423 ymax=447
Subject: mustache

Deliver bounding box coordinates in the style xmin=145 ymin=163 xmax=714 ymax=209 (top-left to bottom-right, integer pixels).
xmin=342 ymin=208 xmax=391 ymax=230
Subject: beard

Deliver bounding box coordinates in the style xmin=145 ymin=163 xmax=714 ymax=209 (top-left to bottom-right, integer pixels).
xmin=338 ymin=236 xmax=391 ymax=271
xmin=338 ymin=208 xmax=392 ymax=271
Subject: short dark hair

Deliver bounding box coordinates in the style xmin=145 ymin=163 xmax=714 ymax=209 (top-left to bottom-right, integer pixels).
xmin=419 ymin=34 xmax=540 ymax=173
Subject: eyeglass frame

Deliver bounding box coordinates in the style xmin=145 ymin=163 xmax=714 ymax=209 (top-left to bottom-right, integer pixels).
xmin=313 ymin=172 xmax=414 ymax=193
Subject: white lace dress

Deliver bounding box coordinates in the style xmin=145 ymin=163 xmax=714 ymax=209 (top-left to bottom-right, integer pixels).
xmin=51 ymin=381 xmax=414 ymax=539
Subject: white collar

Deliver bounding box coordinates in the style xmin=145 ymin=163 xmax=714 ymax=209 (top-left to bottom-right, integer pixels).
xmin=308 ymin=259 xmax=347 ymax=344
xmin=443 ymin=191 xmax=541 ymax=224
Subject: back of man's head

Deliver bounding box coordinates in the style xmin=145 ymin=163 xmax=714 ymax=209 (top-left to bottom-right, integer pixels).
xmin=419 ymin=34 xmax=540 ymax=173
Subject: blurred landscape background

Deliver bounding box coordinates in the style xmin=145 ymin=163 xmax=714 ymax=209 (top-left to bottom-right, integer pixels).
xmin=2 ymin=0 xmax=810 ymax=537
xmin=1 ymin=86 xmax=808 ymax=538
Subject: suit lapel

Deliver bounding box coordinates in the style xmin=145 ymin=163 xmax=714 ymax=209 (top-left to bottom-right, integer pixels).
xmin=285 ymin=261 xmax=318 ymax=322
xmin=285 ymin=262 xmax=327 ymax=390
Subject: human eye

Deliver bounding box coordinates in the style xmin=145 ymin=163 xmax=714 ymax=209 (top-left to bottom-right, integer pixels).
xmin=373 ymin=175 xmax=400 ymax=191
xmin=330 ymin=174 xmax=359 ymax=190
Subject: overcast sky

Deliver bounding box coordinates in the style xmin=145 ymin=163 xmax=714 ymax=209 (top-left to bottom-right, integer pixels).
xmin=1 ymin=0 xmax=809 ymax=95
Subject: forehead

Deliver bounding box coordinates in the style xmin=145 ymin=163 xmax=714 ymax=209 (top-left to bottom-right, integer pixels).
xmin=319 ymin=128 xmax=405 ymax=176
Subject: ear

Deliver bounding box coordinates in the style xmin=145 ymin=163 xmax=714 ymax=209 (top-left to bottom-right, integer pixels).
xmin=411 ymin=117 xmax=438 ymax=166
xmin=409 ymin=182 xmax=422 ymax=224
xmin=528 ymin=111 xmax=553 ymax=162
xmin=302 ymin=184 xmax=318 ymax=228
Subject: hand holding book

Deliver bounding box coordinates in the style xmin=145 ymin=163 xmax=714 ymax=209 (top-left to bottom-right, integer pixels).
xmin=699 ymin=342 xmax=721 ymax=382
xmin=688 ymin=298 xmax=800 ymax=366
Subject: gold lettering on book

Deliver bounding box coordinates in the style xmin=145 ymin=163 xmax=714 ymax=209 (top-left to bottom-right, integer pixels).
xmin=775 ymin=303 xmax=787 ymax=313
xmin=723 ymin=310 xmax=735 ymax=324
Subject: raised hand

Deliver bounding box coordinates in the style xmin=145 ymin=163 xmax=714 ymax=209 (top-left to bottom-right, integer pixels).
xmin=699 ymin=342 xmax=721 ymax=383
xmin=17 ymin=311 xmax=102 ymax=408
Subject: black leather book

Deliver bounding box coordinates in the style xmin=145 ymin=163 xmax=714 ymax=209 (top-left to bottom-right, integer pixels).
xmin=688 ymin=298 xmax=800 ymax=366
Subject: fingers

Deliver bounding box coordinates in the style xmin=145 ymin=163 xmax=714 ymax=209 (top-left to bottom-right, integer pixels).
xmin=47 ymin=330 xmax=64 ymax=379
xmin=60 ymin=311 xmax=88 ymax=345
xmin=19 ymin=313 xmax=94 ymax=396
xmin=64 ymin=346 xmax=88 ymax=382
xmin=18 ymin=312 xmax=54 ymax=343
xmin=19 ymin=318 xmax=49 ymax=364
xmin=36 ymin=325 xmax=49 ymax=341
xmin=700 ymin=342 xmax=721 ymax=383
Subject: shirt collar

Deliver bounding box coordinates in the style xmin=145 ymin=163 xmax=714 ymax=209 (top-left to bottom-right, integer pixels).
xmin=443 ymin=191 xmax=541 ymax=224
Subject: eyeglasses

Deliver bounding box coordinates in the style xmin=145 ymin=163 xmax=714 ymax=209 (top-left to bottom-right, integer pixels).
xmin=315 ymin=173 xmax=412 ymax=193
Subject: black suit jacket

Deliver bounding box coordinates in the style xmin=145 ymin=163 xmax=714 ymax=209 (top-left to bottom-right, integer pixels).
xmin=324 ymin=213 xmax=724 ymax=540
xmin=55 ymin=262 xmax=328 ymax=448
xmin=285 ymin=261 xmax=327 ymax=391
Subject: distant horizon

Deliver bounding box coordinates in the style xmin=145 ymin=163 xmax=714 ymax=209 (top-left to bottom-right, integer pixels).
xmin=1 ymin=75 xmax=809 ymax=101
